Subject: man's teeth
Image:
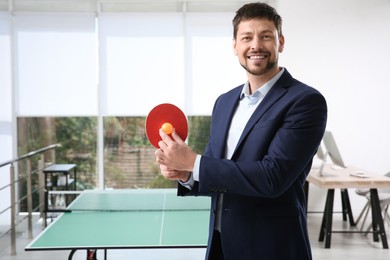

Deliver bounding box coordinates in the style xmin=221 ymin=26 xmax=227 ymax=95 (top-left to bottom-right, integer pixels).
xmin=249 ymin=55 xmax=265 ymax=60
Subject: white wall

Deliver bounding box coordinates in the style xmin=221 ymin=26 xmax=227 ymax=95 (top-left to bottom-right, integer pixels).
xmin=278 ymin=0 xmax=390 ymax=212
xmin=0 ymin=13 xmax=13 ymax=226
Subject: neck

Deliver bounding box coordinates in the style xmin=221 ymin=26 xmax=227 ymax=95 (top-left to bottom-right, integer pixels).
xmin=248 ymin=67 xmax=281 ymax=94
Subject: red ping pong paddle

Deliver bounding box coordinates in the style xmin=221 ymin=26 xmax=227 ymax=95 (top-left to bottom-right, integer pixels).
xmin=145 ymin=103 xmax=188 ymax=148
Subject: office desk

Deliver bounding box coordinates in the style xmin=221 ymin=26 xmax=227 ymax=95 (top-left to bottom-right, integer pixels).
xmin=307 ymin=164 xmax=390 ymax=249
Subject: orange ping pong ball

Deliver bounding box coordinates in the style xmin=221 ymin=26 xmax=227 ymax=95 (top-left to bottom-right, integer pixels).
xmin=161 ymin=122 xmax=173 ymax=135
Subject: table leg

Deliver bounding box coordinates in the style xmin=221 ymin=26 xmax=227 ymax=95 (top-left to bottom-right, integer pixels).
xmin=324 ymin=189 xmax=335 ymax=248
xmin=74 ymin=167 xmax=77 ymax=191
xmin=319 ymin=194 xmax=328 ymax=242
xmin=65 ymin=173 xmax=69 ymax=206
xmin=74 ymin=167 xmax=77 ymax=203
xmin=371 ymin=189 xmax=380 ymax=242
xmin=68 ymin=249 xmax=76 ymax=260
xmin=341 ymin=189 xmax=347 ymax=221
xmin=370 ymin=189 xmax=389 ymax=248
xmin=319 ymin=189 xmax=334 ymax=248
xmin=44 ymin=172 xmax=48 ymax=227
xmin=341 ymin=189 xmax=355 ymax=226
xmin=68 ymin=249 xmax=99 ymax=260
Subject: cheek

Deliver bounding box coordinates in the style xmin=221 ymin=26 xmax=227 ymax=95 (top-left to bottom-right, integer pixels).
xmin=235 ymin=47 xmax=247 ymax=58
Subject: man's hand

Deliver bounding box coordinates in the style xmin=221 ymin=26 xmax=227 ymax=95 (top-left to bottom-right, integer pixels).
xmin=159 ymin=164 xmax=191 ymax=182
xmin=155 ymin=128 xmax=197 ymax=172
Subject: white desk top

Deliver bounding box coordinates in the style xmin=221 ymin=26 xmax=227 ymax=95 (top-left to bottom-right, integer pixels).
xmin=308 ymin=164 xmax=390 ymax=189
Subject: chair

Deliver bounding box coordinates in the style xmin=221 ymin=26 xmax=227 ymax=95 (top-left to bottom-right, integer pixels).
xmin=355 ymin=172 xmax=390 ymax=233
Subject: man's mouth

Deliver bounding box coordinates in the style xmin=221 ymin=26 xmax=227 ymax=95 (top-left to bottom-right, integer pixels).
xmin=248 ymin=54 xmax=267 ymax=60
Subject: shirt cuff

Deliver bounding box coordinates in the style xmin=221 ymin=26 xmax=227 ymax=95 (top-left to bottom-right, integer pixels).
xmin=178 ymin=172 xmax=194 ymax=190
xmin=193 ymin=154 xmax=201 ymax=181
xmin=178 ymin=154 xmax=201 ymax=189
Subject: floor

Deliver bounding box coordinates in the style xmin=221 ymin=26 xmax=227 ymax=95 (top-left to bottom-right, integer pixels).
xmin=1 ymin=213 xmax=390 ymax=259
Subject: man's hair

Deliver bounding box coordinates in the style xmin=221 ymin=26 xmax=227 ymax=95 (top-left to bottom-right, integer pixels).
xmin=232 ymin=2 xmax=283 ymax=39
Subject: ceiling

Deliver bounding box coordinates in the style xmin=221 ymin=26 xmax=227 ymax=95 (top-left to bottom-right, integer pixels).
xmin=0 ymin=0 xmax=265 ymax=13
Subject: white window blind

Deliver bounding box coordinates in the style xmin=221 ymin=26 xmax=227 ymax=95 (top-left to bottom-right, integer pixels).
xmin=15 ymin=13 xmax=97 ymax=116
xmin=0 ymin=14 xmax=12 ymax=121
xmin=186 ymin=13 xmax=245 ymax=115
xmin=99 ymin=13 xmax=185 ymax=116
xmin=13 ymin=12 xmax=245 ymax=117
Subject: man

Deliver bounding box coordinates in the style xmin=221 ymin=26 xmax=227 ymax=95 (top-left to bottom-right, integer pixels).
xmin=155 ymin=2 xmax=327 ymax=260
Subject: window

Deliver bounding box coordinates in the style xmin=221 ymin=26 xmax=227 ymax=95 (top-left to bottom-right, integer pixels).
xmin=12 ymin=12 xmax=240 ymax=209
xmin=17 ymin=117 xmax=97 ymax=211
xmin=103 ymin=116 xmax=210 ymax=189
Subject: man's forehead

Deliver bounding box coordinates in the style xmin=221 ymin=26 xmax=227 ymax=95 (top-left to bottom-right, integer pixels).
xmin=237 ymin=19 xmax=277 ymax=33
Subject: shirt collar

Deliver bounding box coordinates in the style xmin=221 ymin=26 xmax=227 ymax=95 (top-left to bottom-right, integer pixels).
xmin=240 ymin=67 xmax=285 ymax=100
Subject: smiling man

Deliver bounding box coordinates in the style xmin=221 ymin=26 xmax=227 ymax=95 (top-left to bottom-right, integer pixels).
xmin=155 ymin=2 xmax=327 ymax=260
xmin=233 ymin=16 xmax=284 ymax=89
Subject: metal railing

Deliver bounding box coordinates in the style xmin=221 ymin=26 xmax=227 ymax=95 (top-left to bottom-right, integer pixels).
xmin=0 ymin=143 xmax=61 ymax=255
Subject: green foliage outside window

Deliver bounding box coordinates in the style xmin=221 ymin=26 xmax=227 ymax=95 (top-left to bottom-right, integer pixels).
xmin=17 ymin=117 xmax=97 ymax=212
xmin=17 ymin=115 xmax=211 ymax=211
xmin=103 ymin=116 xmax=211 ymax=189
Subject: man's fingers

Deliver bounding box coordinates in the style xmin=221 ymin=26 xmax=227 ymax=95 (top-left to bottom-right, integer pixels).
xmin=159 ymin=129 xmax=173 ymax=143
xmin=160 ymin=167 xmax=179 ymax=179
xmin=171 ymin=129 xmax=184 ymax=143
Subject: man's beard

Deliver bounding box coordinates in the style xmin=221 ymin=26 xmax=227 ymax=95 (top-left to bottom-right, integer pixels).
xmin=240 ymin=58 xmax=278 ymax=76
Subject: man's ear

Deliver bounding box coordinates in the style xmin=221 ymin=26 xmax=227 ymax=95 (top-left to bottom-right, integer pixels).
xmin=278 ymin=35 xmax=285 ymax=53
xmin=232 ymin=39 xmax=238 ymax=56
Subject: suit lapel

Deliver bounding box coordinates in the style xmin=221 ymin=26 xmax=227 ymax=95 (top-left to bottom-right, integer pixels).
xmin=232 ymin=71 xmax=292 ymax=157
xmin=214 ymin=87 xmax=242 ymax=158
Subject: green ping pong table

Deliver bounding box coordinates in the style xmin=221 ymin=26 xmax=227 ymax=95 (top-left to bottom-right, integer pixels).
xmin=25 ymin=189 xmax=210 ymax=259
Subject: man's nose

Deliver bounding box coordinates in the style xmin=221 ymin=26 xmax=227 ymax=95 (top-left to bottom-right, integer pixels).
xmin=251 ymin=37 xmax=263 ymax=50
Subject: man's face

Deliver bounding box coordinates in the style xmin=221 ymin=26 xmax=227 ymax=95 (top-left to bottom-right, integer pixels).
xmin=233 ymin=18 xmax=284 ymax=77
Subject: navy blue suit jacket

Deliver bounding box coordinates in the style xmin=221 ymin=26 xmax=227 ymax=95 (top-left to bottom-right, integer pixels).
xmin=179 ymin=69 xmax=327 ymax=260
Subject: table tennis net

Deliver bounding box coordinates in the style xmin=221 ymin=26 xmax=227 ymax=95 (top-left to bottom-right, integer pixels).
xmin=67 ymin=190 xmax=211 ymax=212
